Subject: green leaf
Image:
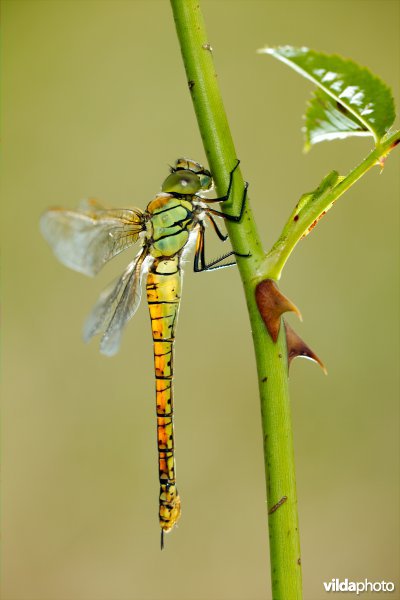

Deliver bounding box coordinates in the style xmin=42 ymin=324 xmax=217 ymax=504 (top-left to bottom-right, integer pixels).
xmin=258 ymin=45 xmax=396 ymax=147
xmin=304 ymin=88 xmax=372 ymax=150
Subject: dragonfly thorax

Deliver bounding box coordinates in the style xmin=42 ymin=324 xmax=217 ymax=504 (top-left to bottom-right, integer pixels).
xmin=145 ymin=194 xmax=197 ymax=259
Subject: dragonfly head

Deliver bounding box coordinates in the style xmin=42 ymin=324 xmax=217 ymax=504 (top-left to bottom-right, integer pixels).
xmin=161 ymin=158 xmax=213 ymax=195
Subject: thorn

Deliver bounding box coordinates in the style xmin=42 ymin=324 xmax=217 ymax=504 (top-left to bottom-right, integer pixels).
xmin=161 ymin=529 xmax=165 ymax=550
xmin=284 ymin=320 xmax=327 ymax=374
xmin=255 ymin=279 xmax=302 ymax=342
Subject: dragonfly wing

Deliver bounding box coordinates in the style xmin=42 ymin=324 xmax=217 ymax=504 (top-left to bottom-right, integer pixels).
xmin=40 ymin=201 xmax=145 ymax=276
xmin=83 ymin=248 xmax=150 ymax=356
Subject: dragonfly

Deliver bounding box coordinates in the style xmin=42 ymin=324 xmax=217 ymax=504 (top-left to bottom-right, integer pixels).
xmin=41 ymin=158 xmax=247 ymax=548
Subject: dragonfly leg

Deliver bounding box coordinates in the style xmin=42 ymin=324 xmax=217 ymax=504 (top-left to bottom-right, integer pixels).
xmin=202 ymin=158 xmax=241 ymax=204
xmin=206 ymin=181 xmax=248 ymax=223
xmin=193 ymin=222 xmax=249 ymax=272
xmin=206 ymin=213 xmax=228 ymax=242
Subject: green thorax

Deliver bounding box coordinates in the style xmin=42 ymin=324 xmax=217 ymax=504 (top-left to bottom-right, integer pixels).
xmin=146 ymin=194 xmax=196 ymax=258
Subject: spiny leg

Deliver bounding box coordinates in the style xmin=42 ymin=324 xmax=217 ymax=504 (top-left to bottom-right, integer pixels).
xmin=193 ymin=222 xmax=248 ymax=272
xmin=193 ymin=179 xmax=250 ymax=272
xmin=206 ymin=181 xmax=249 ymax=223
xmin=206 ymin=213 xmax=228 ymax=242
xmin=203 ymin=158 xmax=241 ymax=204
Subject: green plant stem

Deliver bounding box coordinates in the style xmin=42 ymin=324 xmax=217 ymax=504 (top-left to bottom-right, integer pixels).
xmin=264 ymin=130 xmax=400 ymax=280
xmin=170 ymin=1 xmax=302 ymax=598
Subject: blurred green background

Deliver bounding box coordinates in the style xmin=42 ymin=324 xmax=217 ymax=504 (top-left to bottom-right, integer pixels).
xmin=2 ymin=1 xmax=399 ymax=599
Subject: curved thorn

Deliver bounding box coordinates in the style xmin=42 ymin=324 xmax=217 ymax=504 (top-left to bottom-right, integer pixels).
xmin=284 ymin=320 xmax=327 ymax=374
xmin=255 ymin=279 xmax=302 ymax=342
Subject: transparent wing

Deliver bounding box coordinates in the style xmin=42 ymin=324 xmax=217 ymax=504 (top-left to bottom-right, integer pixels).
xmin=40 ymin=198 xmax=145 ymax=276
xmin=83 ymin=248 xmax=150 ymax=356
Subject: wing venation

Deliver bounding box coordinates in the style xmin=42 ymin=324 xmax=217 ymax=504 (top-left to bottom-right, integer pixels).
xmin=40 ymin=199 xmax=145 ymax=276
xmin=83 ymin=248 xmax=150 ymax=356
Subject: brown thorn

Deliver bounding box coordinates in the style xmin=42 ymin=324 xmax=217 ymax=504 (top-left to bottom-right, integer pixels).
xmin=284 ymin=320 xmax=327 ymax=374
xmin=255 ymin=279 xmax=302 ymax=342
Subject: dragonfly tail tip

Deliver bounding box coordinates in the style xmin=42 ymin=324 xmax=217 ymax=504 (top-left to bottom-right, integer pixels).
xmin=160 ymin=529 xmax=165 ymax=551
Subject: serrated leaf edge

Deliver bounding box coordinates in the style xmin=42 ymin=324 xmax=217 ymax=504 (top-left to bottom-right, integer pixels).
xmin=259 ymin=46 xmax=395 ymax=144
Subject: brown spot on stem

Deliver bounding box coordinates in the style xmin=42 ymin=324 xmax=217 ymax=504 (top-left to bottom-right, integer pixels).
xmin=255 ymin=279 xmax=302 ymax=342
xmin=268 ymin=495 xmax=287 ymax=514
xmin=285 ymin=320 xmax=327 ymax=374
xmin=297 ymin=557 xmax=301 ymax=565
xmin=302 ymin=210 xmax=327 ymax=237
xmin=188 ymin=80 xmax=195 ymax=91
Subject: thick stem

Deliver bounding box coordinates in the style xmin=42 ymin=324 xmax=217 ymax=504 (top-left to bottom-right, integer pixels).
xmin=170 ymin=1 xmax=302 ymax=598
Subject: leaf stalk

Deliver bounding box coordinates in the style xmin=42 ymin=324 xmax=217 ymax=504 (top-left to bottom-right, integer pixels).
xmin=264 ymin=129 xmax=400 ymax=280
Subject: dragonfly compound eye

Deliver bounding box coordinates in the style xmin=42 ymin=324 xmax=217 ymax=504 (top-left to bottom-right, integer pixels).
xmin=198 ymin=173 xmax=213 ymax=191
xmin=161 ymin=170 xmax=202 ymax=195
xmin=174 ymin=157 xmax=203 ymax=172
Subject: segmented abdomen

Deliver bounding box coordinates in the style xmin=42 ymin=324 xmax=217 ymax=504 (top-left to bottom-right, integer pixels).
xmin=146 ymin=255 xmax=182 ymax=541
